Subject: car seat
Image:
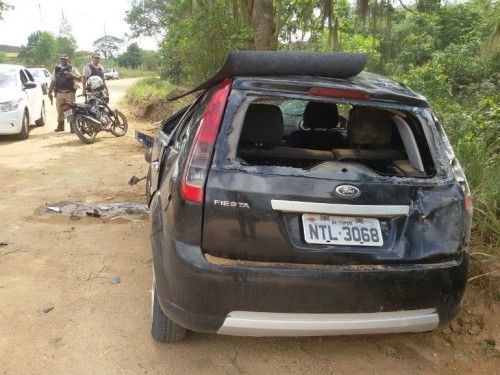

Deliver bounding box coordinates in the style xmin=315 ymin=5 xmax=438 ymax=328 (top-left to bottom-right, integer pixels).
xmin=286 ymin=101 xmax=345 ymax=150
xmin=238 ymin=103 xmax=334 ymax=166
xmin=333 ymin=107 xmax=407 ymax=165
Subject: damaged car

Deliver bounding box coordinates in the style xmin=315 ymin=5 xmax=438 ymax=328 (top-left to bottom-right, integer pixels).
xmin=137 ymin=52 xmax=472 ymax=342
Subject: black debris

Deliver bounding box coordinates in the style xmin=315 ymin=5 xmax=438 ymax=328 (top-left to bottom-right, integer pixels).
xmin=86 ymin=209 xmax=101 ymax=218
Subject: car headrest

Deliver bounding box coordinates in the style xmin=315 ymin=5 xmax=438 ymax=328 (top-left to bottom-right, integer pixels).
xmin=347 ymin=107 xmax=394 ymax=145
xmin=240 ymin=104 xmax=284 ymax=145
xmin=303 ymin=101 xmax=339 ymax=130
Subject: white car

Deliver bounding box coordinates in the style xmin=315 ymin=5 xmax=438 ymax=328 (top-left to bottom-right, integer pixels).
xmin=0 ymin=64 xmax=46 ymax=140
xmin=104 ymin=68 xmax=119 ymax=80
xmin=27 ymin=67 xmax=52 ymax=95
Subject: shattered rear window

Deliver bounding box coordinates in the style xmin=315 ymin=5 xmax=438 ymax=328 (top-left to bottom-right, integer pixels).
xmin=221 ymin=95 xmax=437 ymax=178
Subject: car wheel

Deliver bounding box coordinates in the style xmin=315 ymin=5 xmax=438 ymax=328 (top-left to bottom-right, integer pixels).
xmin=17 ymin=110 xmax=29 ymax=140
xmin=35 ymin=101 xmax=46 ymax=126
xmin=151 ymin=272 xmax=187 ymax=342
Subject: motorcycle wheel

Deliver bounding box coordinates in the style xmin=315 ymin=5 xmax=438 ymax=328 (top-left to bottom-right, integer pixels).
xmin=73 ymin=114 xmax=97 ymax=144
xmin=109 ymin=110 xmax=128 ymax=137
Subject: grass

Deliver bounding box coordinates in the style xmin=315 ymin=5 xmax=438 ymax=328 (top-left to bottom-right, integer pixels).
xmin=116 ymin=68 xmax=157 ymax=79
xmin=124 ymin=77 xmax=193 ymax=121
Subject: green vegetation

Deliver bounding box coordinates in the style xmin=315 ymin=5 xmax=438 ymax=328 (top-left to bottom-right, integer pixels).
xmin=124 ymin=78 xmax=188 ymax=120
xmin=117 ymin=68 xmax=157 ymax=79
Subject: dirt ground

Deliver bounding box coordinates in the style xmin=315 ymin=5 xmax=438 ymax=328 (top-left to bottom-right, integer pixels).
xmin=0 ymin=79 xmax=498 ymax=375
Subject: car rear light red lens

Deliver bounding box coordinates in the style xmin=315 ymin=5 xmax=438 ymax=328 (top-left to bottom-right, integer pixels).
xmin=181 ymin=78 xmax=232 ymax=204
xmin=308 ymin=87 xmax=371 ymax=100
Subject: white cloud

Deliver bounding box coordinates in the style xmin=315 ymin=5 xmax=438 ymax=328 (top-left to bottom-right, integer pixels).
xmin=0 ymin=0 xmax=159 ymax=51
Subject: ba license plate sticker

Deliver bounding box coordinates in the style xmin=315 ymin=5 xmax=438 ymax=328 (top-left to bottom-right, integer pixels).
xmin=302 ymin=214 xmax=383 ymax=247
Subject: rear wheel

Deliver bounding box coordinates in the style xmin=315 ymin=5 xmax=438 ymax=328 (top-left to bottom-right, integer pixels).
xmin=109 ymin=110 xmax=128 ymax=137
xmin=151 ymin=272 xmax=187 ymax=342
xmin=35 ymin=101 xmax=46 ymax=126
xmin=17 ymin=110 xmax=29 ymax=140
xmin=73 ymin=114 xmax=97 ymax=144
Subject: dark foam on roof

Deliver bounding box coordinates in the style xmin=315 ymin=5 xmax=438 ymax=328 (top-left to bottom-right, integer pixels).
xmin=168 ymin=51 xmax=367 ymax=100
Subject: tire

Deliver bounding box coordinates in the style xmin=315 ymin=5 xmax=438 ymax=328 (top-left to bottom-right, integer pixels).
xmin=73 ymin=114 xmax=97 ymax=144
xmin=17 ymin=110 xmax=29 ymax=140
xmin=35 ymin=101 xmax=46 ymax=126
xmin=151 ymin=273 xmax=187 ymax=342
xmin=109 ymin=110 xmax=128 ymax=137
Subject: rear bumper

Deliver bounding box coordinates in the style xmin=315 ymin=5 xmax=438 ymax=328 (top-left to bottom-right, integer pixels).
xmin=218 ymin=309 xmax=439 ymax=336
xmin=154 ymin=235 xmax=468 ymax=335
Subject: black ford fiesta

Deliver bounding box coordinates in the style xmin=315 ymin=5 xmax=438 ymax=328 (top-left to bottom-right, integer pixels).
xmin=136 ymin=52 xmax=472 ymax=342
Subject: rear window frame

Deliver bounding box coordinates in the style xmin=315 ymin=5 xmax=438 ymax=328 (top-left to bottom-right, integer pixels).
xmin=212 ymin=88 xmax=452 ymax=183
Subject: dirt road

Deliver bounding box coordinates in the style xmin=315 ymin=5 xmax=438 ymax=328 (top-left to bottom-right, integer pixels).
xmin=0 ymin=79 xmax=497 ymax=374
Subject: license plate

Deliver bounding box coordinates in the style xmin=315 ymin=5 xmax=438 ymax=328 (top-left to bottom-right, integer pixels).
xmin=64 ymin=109 xmax=74 ymax=118
xmin=302 ymin=214 xmax=383 ymax=247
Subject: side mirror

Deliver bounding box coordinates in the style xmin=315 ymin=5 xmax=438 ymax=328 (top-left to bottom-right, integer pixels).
xmin=135 ymin=130 xmax=153 ymax=163
xmin=24 ymin=81 xmax=37 ymax=89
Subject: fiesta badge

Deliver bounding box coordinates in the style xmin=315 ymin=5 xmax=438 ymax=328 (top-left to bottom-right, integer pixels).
xmin=335 ymin=185 xmax=361 ymax=198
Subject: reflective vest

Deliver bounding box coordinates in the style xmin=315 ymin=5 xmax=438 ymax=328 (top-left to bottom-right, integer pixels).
xmin=55 ymin=64 xmax=76 ymax=92
xmin=86 ymin=63 xmax=105 ymax=80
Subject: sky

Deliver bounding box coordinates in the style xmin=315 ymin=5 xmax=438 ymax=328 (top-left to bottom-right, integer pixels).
xmin=0 ymin=0 xmax=159 ymax=51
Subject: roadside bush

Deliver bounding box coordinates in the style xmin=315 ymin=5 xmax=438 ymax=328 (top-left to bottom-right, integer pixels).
xmin=124 ymin=77 xmax=193 ymax=122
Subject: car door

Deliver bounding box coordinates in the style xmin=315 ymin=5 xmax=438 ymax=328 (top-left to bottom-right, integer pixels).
xmin=149 ymin=105 xmax=192 ymax=198
xmin=20 ymin=69 xmax=39 ymax=119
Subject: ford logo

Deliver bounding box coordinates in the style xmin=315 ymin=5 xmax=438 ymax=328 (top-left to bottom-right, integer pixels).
xmin=335 ymin=185 xmax=361 ymax=198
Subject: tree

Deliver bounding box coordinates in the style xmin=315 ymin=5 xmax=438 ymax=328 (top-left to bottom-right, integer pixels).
xmin=0 ymin=1 xmax=13 ymax=20
xmin=57 ymin=16 xmax=77 ymax=57
xmin=117 ymin=42 xmax=142 ymax=68
xmin=18 ymin=31 xmax=57 ymax=67
xmin=93 ymin=35 xmax=124 ymax=59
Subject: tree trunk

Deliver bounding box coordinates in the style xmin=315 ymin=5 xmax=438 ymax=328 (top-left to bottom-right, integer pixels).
xmin=252 ymin=0 xmax=276 ymax=50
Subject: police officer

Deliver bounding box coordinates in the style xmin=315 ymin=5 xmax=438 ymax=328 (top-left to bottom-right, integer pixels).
xmin=82 ymin=51 xmax=109 ymax=98
xmin=47 ymin=53 xmax=82 ymax=132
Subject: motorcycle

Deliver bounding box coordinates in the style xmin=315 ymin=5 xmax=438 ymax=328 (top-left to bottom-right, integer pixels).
xmin=61 ymin=88 xmax=128 ymax=144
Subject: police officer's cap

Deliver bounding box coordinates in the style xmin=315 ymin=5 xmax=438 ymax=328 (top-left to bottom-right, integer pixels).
xmin=59 ymin=53 xmax=69 ymax=59
xmin=91 ymin=52 xmax=101 ymax=58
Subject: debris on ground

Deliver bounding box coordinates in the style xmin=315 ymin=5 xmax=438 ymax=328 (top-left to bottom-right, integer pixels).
xmin=47 ymin=206 xmax=61 ymax=213
xmin=43 ymin=307 xmax=54 ymax=314
xmin=86 ymin=209 xmax=101 ymax=218
xmin=0 ymin=242 xmax=8 ymax=246
xmin=37 ymin=201 xmax=148 ymax=221
xmin=110 ymin=276 xmax=121 ymax=284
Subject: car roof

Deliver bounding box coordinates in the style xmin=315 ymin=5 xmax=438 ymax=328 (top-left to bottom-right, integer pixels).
xmin=231 ymin=71 xmax=429 ymax=107
xmin=167 ymin=52 xmax=428 ymax=106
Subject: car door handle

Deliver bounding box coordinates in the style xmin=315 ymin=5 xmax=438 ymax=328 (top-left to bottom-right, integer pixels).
xmin=152 ymin=161 xmax=160 ymax=171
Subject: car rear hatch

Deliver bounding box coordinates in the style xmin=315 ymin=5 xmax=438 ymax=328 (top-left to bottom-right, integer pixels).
xmin=201 ymin=80 xmax=469 ymax=265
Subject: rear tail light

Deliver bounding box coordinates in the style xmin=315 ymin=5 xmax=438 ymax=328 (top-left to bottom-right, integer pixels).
xmin=181 ymin=78 xmax=232 ymax=203
xmin=308 ymin=87 xmax=371 ymax=101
